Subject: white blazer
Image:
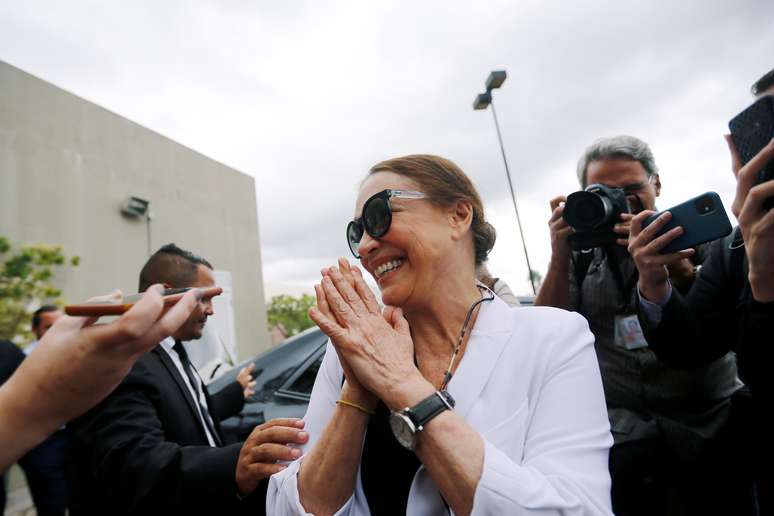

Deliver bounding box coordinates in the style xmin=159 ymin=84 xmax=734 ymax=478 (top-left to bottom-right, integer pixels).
xmin=268 ymin=297 xmax=613 ymax=515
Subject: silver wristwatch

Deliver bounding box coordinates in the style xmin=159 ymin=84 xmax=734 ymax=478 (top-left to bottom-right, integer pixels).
xmin=389 ymin=390 xmax=455 ymax=450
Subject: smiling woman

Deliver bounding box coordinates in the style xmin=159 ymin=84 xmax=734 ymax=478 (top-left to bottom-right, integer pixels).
xmin=267 ymin=154 xmax=614 ymax=516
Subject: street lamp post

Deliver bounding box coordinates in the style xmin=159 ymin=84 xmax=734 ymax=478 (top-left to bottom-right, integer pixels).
xmin=473 ymin=70 xmax=537 ymax=295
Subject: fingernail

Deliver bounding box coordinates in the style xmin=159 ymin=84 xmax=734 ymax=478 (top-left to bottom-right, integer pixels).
xmin=291 ymin=448 xmax=302 ymax=458
xmin=298 ymin=431 xmax=309 ymax=440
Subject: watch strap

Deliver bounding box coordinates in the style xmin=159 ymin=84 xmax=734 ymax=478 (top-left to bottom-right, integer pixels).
xmin=407 ymin=390 xmax=455 ymax=430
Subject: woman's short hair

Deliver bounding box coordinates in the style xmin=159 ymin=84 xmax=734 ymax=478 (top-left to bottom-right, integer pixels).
xmin=576 ymin=135 xmax=658 ymax=188
xmin=368 ymin=154 xmax=496 ymax=266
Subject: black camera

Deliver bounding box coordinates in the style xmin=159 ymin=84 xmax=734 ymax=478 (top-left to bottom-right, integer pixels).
xmin=563 ymin=184 xmax=630 ymax=250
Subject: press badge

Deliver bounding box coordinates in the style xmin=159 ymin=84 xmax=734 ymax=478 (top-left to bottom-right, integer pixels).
xmin=614 ymin=315 xmax=648 ymax=350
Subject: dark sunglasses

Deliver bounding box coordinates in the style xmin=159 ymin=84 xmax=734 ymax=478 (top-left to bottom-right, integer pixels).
xmin=346 ymin=189 xmax=426 ymax=258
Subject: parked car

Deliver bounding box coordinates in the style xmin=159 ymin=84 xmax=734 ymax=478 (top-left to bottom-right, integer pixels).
xmin=208 ymin=326 xmax=328 ymax=443
xmin=210 ymin=294 xmax=535 ymax=442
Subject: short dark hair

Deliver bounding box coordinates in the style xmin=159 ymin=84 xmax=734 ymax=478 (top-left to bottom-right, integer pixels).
xmin=32 ymin=305 xmax=60 ymax=329
xmin=752 ymin=68 xmax=774 ymax=96
xmin=138 ymin=243 xmax=213 ymax=292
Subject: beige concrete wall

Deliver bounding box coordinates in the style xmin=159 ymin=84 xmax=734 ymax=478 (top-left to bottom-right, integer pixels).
xmin=0 ymin=60 xmax=269 ymax=359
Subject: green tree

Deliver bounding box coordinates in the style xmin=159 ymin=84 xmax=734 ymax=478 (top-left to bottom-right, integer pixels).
xmin=266 ymin=293 xmax=316 ymax=338
xmin=0 ymin=236 xmax=79 ymax=343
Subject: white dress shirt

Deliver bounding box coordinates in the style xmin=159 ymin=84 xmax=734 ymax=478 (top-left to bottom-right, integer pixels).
xmin=159 ymin=337 xmax=218 ymax=447
xmin=268 ymin=296 xmax=614 ymax=515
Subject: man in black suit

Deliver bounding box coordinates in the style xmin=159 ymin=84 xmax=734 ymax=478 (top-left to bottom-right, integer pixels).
xmin=69 ymin=244 xmax=307 ymax=515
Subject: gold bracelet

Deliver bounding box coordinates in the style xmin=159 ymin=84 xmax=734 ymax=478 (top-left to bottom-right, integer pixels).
xmin=336 ymin=399 xmax=375 ymax=416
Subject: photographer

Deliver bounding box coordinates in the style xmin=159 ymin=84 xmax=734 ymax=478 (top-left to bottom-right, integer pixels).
xmin=535 ymin=135 xmax=744 ymax=515
xmin=632 ymin=69 xmax=774 ymax=512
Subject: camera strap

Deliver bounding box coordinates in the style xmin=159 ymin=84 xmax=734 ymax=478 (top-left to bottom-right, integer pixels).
xmin=572 ymin=250 xmax=595 ymax=309
xmin=606 ymin=249 xmax=639 ymax=313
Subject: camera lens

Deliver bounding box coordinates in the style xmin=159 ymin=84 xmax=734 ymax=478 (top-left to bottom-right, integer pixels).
xmin=564 ymin=191 xmax=609 ymax=231
xmin=694 ymin=195 xmax=715 ymax=215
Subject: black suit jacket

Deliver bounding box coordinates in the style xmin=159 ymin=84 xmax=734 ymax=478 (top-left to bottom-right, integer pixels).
xmin=0 ymin=339 xmax=25 ymax=386
xmin=69 ymin=345 xmax=259 ymax=516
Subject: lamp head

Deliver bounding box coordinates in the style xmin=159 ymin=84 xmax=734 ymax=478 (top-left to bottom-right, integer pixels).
xmin=473 ymin=92 xmax=492 ymax=110
xmin=486 ymin=70 xmax=507 ymax=91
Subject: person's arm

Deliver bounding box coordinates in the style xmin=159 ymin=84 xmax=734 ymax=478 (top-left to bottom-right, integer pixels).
xmin=296 ymin=260 xmax=379 ymax=515
xmin=235 ymin=417 xmax=308 ymax=516
xmin=70 ymin=360 xmax=246 ymax=514
xmin=297 ymin=381 xmax=371 ymax=514
xmin=535 ymin=196 xmax=573 ymax=309
xmin=209 ymin=363 xmax=257 ymax=422
xmin=269 ymin=258 xmax=378 ymax=516
xmin=638 ymin=134 xmax=774 ymax=368
xmin=0 ymin=286 xmax=199 ymax=471
xmin=237 ymin=363 xmax=257 ymax=398
xmin=640 ymin=238 xmax=736 ymax=368
xmin=267 ymin=342 xmax=367 ymax=516
xmin=730 ymin=135 xmax=774 ymax=302
xmin=71 ymin=360 xmax=307 ymax=514
xmin=209 ymin=380 xmax=246 ymax=422
xmin=629 ymin=209 xmax=695 ymax=303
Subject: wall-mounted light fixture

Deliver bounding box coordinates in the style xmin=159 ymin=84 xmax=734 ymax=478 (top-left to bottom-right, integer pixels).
xmin=120 ymin=196 xmax=152 ymax=256
xmin=120 ymin=196 xmax=150 ymax=218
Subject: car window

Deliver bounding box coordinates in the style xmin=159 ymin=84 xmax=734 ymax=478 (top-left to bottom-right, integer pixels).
xmin=284 ymin=354 xmax=324 ymax=396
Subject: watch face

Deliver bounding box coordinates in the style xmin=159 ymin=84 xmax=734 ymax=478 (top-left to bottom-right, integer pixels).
xmin=389 ymin=411 xmax=416 ymax=450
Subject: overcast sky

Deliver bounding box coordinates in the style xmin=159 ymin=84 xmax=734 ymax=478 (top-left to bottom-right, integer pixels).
xmin=1 ymin=0 xmax=772 ymax=297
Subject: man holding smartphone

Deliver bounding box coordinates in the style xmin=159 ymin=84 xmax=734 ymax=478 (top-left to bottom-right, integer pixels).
xmin=535 ymin=135 xmax=744 ymax=515
xmin=68 ymin=244 xmax=307 ymax=515
xmin=632 ymin=68 xmax=774 ymax=512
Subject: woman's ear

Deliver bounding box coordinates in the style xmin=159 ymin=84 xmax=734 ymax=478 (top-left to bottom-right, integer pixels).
xmin=449 ymin=200 xmax=474 ymax=240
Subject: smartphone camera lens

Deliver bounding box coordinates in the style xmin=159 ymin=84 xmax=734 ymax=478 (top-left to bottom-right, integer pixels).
xmin=694 ymin=195 xmax=715 ymax=215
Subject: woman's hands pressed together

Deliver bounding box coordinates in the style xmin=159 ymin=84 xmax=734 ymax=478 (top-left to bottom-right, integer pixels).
xmin=309 ymin=258 xmax=429 ymax=410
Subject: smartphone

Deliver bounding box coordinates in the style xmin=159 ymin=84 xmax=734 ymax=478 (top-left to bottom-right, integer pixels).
xmin=64 ymin=287 xmax=223 ymax=317
xmin=642 ymin=192 xmax=732 ymax=254
xmin=728 ymin=95 xmax=774 ymax=209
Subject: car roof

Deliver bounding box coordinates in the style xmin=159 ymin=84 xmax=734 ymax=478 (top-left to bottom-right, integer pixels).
xmin=208 ymin=326 xmax=328 ymax=392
